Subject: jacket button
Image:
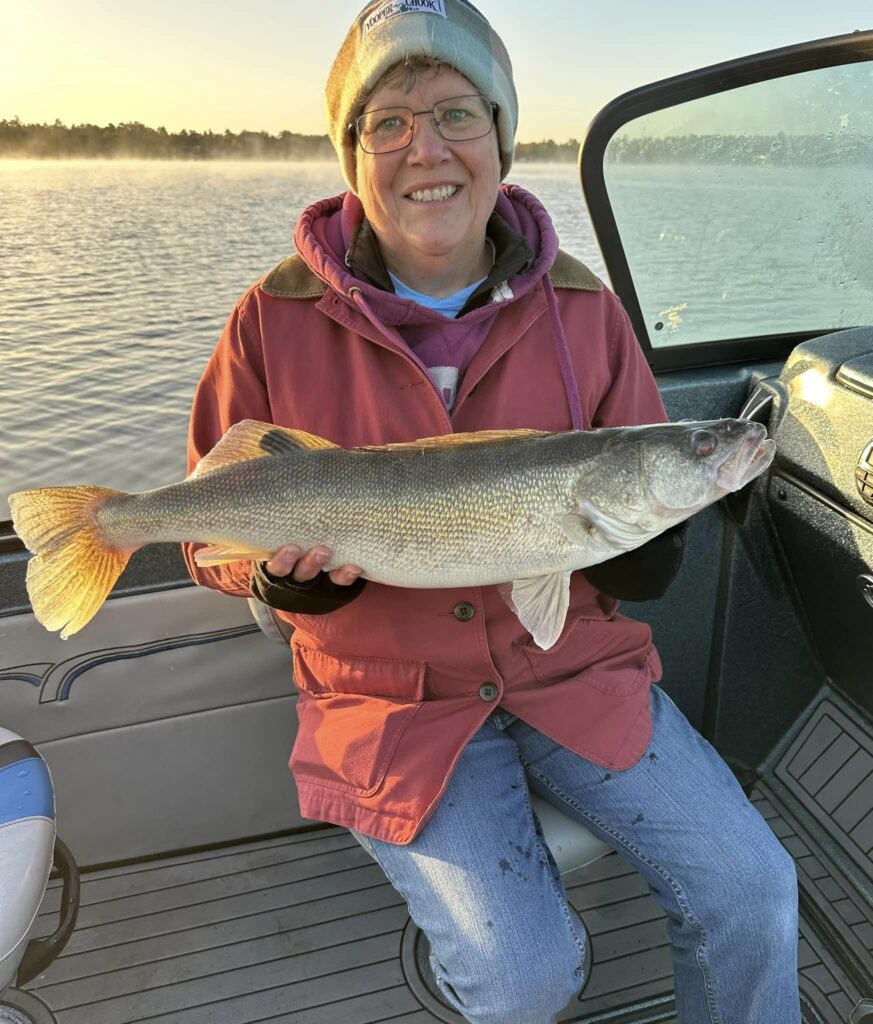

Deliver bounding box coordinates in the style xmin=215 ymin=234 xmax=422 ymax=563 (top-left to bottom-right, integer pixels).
xmin=453 ymin=602 xmax=475 ymax=621
xmin=479 ymin=682 xmax=499 ymax=701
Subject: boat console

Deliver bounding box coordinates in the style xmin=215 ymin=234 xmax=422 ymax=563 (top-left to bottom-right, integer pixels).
xmin=745 ymin=327 xmax=873 ymax=720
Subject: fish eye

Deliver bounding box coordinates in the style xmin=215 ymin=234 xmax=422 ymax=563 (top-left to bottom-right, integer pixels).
xmin=690 ymin=429 xmax=718 ymax=457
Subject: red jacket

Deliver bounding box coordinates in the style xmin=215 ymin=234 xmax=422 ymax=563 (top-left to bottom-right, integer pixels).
xmin=184 ymin=187 xmax=667 ymax=844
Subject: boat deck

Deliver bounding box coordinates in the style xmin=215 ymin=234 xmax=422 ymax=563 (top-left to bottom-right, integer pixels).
xmin=22 ymin=780 xmax=870 ymax=1023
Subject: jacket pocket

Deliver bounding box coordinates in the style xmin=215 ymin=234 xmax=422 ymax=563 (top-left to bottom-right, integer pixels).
xmin=289 ymin=643 xmax=425 ymax=796
xmin=519 ymin=611 xmax=655 ymax=695
xmin=291 ymin=641 xmax=426 ymax=701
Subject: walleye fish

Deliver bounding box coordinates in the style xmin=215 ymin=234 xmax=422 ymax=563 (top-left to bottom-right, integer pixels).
xmin=8 ymin=418 xmax=774 ymax=647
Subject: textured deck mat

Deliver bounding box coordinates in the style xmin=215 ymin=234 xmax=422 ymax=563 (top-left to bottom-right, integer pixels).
xmin=751 ymin=784 xmax=868 ymax=1023
xmin=21 ymin=794 xmax=869 ymax=1023
xmin=775 ymin=697 xmax=873 ymax=890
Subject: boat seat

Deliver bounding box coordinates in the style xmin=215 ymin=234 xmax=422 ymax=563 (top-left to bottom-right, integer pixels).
xmin=249 ymin=599 xmax=613 ymax=873
xmin=0 ymin=728 xmax=56 ymax=997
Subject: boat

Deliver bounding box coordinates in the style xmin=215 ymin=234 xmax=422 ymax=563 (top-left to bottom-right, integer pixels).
xmin=2 ymin=28 xmax=873 ymax=1024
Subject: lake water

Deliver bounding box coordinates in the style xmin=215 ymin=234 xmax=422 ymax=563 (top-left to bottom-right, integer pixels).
xmin=2 ymin=157 xmax=872 ymax=519
xmin=0 ymin=160 xmax=600 ymax=517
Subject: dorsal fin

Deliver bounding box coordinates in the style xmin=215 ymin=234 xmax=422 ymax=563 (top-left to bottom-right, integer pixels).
xmin=353 ymin=428 xmax=553 ymax=453
xmin=190 ymin=420 xmax=338 ymax=477
xmin=259 ymin=428 xmax=338 ymax=455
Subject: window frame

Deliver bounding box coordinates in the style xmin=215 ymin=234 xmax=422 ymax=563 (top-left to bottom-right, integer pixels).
xmin=580 ymin=29 xmax=873 ymax=372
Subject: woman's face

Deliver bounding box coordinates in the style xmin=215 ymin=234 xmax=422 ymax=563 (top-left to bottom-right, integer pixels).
xmin=355 ymin=67 xmax=501 ymax=280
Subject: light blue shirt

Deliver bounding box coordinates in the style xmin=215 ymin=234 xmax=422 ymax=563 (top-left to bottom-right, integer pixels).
xmin=388 ymin=271 xmax=486 ymax=319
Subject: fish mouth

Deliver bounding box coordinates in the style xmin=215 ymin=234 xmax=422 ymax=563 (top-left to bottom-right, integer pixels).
xmin=715 ymin=424 xmax=775 ymax=492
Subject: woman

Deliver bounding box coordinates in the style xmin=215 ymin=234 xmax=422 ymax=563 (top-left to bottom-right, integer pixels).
xmin=184 ymin=2 xmax=801 ymax=1021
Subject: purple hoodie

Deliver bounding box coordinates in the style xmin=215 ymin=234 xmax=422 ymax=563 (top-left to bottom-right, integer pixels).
xmin=291 ymin=184 xmax=584 ymax=424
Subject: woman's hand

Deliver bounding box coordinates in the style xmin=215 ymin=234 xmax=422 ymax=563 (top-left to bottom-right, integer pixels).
xmin=265 ymin=545 xmax=362 ymax=586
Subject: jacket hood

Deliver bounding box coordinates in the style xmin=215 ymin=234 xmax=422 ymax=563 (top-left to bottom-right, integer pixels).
xmin=292 ymin=184 xmax=559 ymax=327
xmin=284 ymin=183 xmax=599 ymax=431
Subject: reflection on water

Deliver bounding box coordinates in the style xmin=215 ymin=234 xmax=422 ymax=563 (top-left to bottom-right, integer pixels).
xmin=0 ymin=160 xmax=599 ymax=516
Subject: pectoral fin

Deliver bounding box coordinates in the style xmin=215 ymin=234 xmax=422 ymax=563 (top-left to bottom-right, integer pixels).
xmin=499 ymin=571 xmax=572 ymax=651
xmin=560 ymin=512 xmax=598 ymax=545
xmin=575 ymin=499 xmax=653 ymax=551
xmin=194 ymin=543 xmax=276 ymax=566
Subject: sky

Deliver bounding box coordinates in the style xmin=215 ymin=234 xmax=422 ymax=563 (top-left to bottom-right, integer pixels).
xmin=3 ymin=0 xmax=873 ymax=144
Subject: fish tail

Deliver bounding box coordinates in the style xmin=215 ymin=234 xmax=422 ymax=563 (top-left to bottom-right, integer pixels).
xmin=8 ymin=485 xmax=130 ymax=638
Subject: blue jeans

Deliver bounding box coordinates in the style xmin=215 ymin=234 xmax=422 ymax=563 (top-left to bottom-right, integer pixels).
xmin=356 ymin=684 xmax=800 ymax=1024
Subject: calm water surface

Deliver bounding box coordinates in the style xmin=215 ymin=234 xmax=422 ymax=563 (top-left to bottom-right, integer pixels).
xmin=0 ymin=160 xmax=599 ymax=516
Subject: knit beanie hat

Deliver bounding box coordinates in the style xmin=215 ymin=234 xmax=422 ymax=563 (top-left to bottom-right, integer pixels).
xmin=326 ymin=0 xmax=517 ymax=193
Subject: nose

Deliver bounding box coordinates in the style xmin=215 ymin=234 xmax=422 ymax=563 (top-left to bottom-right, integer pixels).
xmin=406 ymin=115 xmax=451 ymax=163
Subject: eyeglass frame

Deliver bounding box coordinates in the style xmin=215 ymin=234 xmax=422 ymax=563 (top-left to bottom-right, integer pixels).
xmin=348 ymin=94 xmax=499 ymax=154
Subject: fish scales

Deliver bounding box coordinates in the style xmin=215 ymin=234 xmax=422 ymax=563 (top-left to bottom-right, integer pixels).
xmin=8 ymin=418 xmax=776 ymax=643
xmin=98 ymin=432 xmax=595 ymax=588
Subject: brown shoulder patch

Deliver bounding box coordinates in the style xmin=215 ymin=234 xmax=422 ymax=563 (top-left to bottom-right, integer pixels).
xmin=549 ymin=250 xmax=602 ymax=291
xmin=261 ymin=254 xmax=328 ymax=299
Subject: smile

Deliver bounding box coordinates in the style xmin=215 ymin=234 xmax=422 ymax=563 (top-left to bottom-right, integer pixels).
xmin=407 ymin=185 xmax=459 ymax=203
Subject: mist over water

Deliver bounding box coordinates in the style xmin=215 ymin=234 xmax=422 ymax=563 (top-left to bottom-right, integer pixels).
xmin=0 ymin=160 xmax=600 ymax=517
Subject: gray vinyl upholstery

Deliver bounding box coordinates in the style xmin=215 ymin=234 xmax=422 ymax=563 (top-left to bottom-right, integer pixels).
xmin=0 ymin=586 xmax=300 ymax=867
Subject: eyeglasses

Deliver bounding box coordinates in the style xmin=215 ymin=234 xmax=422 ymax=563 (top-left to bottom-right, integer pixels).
xmin=350 ymin=94 xmax=498 ymax=155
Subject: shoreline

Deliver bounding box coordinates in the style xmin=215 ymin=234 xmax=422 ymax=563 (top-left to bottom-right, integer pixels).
xmin=0 ymin=154 xmax=579 ymax=163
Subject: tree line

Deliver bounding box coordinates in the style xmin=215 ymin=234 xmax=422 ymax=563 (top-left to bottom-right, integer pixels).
xmin=0 ymin=118 xmax=580 ymax=161
xmin=5 ymin=120 xmax=867 ymax=165
xmin=606 ymin=133 xmax=873 ymax=166
xmin=0 ymin=118 xmax=334 ymax=160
